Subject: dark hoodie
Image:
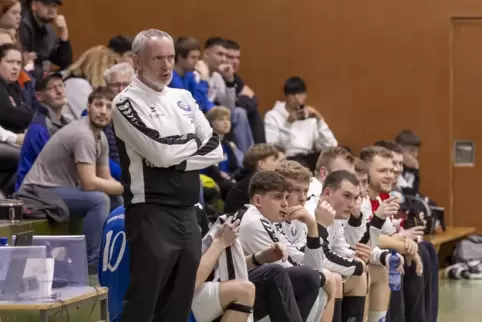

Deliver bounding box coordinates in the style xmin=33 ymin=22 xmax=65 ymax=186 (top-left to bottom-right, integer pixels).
xmin=223 ymin=169 xmax=254 ymax=214
xmin=0 ymin=79 xmax=34 ymax=133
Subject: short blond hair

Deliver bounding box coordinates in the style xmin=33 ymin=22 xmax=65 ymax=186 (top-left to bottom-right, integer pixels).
xmin=206 ymin=106 xmax=231 ymax=123
xmin=360 ymin=146 xmax=393 ymax=163
xmin=275 ymin=160 xmax=312 ymax=183
xmin=354 ymin=158 xmax=368 ymax=174
xmin=315 ymin=146 xmax=355 ymax=172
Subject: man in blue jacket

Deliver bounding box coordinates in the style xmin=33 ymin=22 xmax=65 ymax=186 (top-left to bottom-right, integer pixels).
xmin=170 ymin=36 xmax=214 ymax=113
xmin=16 ymin=72 xmax=69 ymax=190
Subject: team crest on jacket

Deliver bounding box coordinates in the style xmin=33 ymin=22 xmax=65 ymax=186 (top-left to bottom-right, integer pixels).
xmin=177 ymin=100 xmax=191 ymax=112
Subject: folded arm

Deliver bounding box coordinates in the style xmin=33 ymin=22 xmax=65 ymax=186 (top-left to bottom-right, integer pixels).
xmin=112 ymin=98 xmax=201 ymax=168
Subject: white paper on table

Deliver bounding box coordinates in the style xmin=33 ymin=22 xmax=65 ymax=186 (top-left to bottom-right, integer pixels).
xmin=23 ymin=258 xmax=54 ymax=297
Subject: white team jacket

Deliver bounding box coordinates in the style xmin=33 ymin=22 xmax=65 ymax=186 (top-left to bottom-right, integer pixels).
xmin=264 ymin=101 xmax=337 ymax=157
xmin=238 ymin=205 xmax=325 ymax=272
xmin=111 ymin=77 xmax=223 ymax=206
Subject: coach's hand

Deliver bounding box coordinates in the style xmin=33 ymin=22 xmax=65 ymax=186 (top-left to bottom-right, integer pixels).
xmin=257 ymin=243 xmax=288 ymax=264
xmin=215 ymin=217 xmax=240 ymax=248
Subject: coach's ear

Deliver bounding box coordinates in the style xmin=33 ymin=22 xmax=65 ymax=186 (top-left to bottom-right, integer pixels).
xmin=251 ymin=194 xmax=262 ymax=208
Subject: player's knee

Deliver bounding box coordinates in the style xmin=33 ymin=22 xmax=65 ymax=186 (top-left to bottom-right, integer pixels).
xmin=323 ymin=270 xmax=343 ymax=297
xmin=346 ymin=271 xmax=368 ymax=295
xmin=233 ymin=280 xmax=256 ymax=305
xmin=369 ymin=263 xmax=388 ymax=284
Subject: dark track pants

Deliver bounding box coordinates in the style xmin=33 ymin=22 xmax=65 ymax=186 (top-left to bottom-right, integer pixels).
xmin=249 ymin=264 xmax=320 ymax=322
xmin=120 ymin=203 xmax=201 ymax=322
xmin=420 ymin=241 xmax=439 ymax=321
xmin=387 ymin=246 xmax=431 ymax=322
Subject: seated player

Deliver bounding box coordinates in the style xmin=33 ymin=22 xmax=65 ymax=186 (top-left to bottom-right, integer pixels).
xmin=373 ymin=140 xmax=439 ymax=322
xmin=238 ymin=171 xmax=335 ymax=321
xmin=304 ymin=148 xmax=401 ymax=322
xmin=360 ymin=145 xmax=426 ymax=322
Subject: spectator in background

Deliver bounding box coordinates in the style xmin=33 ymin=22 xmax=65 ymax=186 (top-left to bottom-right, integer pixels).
xmin=62 ymin=45 xmax=118 ymax=121
xmin=202 ymin=106 xmax=241 ymax=200
xmin=103 ymin=62 xmax=135 ymax=181
xmin=0 ymin=123 xmax=22 ymax=196
xmin=0 ymin=27 xmax=23 ymax=196
xmin=264 ymin=76 xmax=337 ymax=171
xmin=107 ymin=35 xmax=133 ymax=66
xmin=395 ymin=129 xmax=421 ymax=196
xmin=0 ymin=28 xmax=36 ymax=106
xmin=224 ymin=39 xmax=265 ymax=144
xmin=170 ymin=36 xmax=213 ymax=112
xmin=15 ymin=72 xmax=69 ymax=190
xmin=0 ymin=43 xmax=33 ymax=134
xmin=20 ymin=87 xmax=123 ymax=273
xmin=201 ymin=37 xmax=254 ymax=153
xmin=0 ymin=0 xmax=21 ymax=39
xmin=224 ymin=144 xmax=285 ymax=214
xmin=19 ymin=0 xmax=72 ymax=82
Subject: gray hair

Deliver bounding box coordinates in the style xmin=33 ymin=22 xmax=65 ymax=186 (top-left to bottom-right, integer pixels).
xmin=132 ymin=29 xmax=173 ymax=55
xmin=104 ymin=62 xmax=135 ymax=83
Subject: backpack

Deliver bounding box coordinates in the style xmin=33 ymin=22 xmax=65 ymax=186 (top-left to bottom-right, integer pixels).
xmin=454 ymin=235 xmax=482 ymax=263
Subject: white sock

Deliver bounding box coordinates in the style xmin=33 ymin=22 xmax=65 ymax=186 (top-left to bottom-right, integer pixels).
xmin=368 ymin=311 xmax=387 ymax=322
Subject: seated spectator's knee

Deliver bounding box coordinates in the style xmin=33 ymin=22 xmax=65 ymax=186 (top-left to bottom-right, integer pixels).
xmin=231 ymin=107 xmax=248 ymax=124
xmin=86 ymin=191 xmax=111 ymax=212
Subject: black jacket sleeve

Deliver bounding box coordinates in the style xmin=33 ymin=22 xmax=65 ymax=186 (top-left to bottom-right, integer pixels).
xmin=401 ymin=167 xmax=420 ymax=196
xmin=49 ymin=39 xmax=73 ymax=70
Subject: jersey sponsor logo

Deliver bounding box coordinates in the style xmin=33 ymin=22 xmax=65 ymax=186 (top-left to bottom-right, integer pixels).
xmin=116 ymin=99 xmax=140 ymax=126
xmin=177 ymin=100 xmax=192 ymax=112
xmin=102 ymin=230 xmax=127 ymax=273
xmin=148 ymin=105 xmax=162 ymax=119
xmin=291 ymin=225 xmax=297 ymax=237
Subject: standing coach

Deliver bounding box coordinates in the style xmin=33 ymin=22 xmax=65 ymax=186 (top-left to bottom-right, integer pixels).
xmin=111 ymin=29 xmax=223 ymax=322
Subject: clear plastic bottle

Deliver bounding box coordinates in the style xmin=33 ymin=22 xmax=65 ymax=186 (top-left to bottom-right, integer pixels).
xmin=389 ymin=250 xmax=401 ymax=291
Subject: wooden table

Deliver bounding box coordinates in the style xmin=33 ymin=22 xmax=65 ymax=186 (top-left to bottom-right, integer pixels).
xmin=424 ymin=226 xmax=476 ymax=268
xmin=0 ymin=286 xmax=108 ymax=322
xmin=0 ymin=219 xmax=83 ymax=244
